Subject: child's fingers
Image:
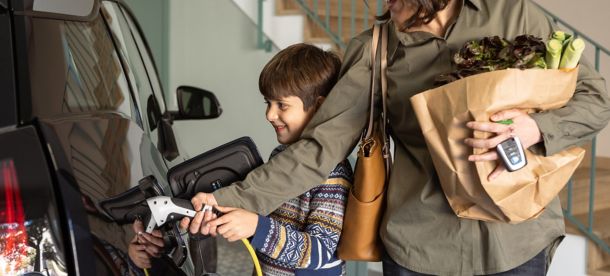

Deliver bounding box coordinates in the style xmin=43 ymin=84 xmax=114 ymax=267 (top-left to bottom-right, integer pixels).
xmin=227 ymin=234 xmax=240 ymax=242
xmin=214 ymin=205 xmax=237 ymax=213
xmin=216 ymin=222 xmax=233 ymax=236
xmin=208 ymin=214 xmax=232 ymax=228
xmin=220 ymin=227 xmax=236 ymax=240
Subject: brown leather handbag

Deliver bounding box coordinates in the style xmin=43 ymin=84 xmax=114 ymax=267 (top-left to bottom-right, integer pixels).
xmin=337 ymin=23 xmax=391 ymax=262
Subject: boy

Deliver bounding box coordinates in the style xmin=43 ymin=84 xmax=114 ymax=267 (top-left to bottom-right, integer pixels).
xmin=184 ymin=43 xmax=352 ymax=275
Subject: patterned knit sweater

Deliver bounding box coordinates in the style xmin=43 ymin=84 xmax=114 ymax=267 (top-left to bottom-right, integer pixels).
xmin=250 ymin=145 xmax=353 ymax=276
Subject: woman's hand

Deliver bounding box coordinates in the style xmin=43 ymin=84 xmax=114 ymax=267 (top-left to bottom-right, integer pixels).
xmin=128 ymin=220 xmax=165 ymax=269
xmin=207 ymin=206 xmax=258 ymax=242
xmin=465 ymin=109 xmax=542 ymax=180
xmin=179 ymin=192 xmax=219 ymax=236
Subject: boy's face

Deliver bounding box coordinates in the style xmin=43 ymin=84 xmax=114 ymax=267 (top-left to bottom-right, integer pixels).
xmin=265 ymin=96 xmax=319 ymax=145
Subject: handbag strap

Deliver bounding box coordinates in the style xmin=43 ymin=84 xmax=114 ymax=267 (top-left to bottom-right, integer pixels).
xmin=366 ymin=23 xmax=391 ymax=168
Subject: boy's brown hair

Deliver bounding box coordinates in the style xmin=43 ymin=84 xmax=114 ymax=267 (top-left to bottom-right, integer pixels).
xmin=259 ymin=43 xmax=341 ymax=110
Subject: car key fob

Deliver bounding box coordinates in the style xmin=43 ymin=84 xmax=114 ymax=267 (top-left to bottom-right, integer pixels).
xmin=496 ymin=136 xmax=527 ymax=172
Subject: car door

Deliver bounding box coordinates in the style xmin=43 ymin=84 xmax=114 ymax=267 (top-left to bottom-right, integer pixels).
xmin=100 ymin=1 xmax=171 ymax=194
xmin=11 ymin=3 xmax=176 ymax=274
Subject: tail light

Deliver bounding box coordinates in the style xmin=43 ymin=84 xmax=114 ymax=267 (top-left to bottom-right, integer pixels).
xmin=0 ymin=159 xmax=29 ymax=275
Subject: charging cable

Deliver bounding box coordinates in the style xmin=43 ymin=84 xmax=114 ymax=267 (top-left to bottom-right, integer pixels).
xmin=241 ymin=238 xmax=262 ymax=276
xmin=203 ymin=205 xmax=262 ymax=276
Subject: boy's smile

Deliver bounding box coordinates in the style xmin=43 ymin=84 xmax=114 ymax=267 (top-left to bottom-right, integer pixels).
xmin=265 ymin=95 xmax=321 ymax=145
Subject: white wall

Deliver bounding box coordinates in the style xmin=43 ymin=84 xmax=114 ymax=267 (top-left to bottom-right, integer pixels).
xmin=547 ymin=234 xmax=588 ymax=276
xmin=232 ymin=0 xmax=304 ymax=50
xmin=168 ymin=0 xmax=278 ymax=161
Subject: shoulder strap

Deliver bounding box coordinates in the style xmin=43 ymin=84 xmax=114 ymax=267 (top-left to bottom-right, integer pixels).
xmin=365 ymin=24 xmax=382 ymax=139
xmin=380 ymin=23 xmax=390 ymax=163
xmin=365 ymin=25 xmax=380 ymax=138
xmin=365 ymin=24 xmax=389 ymax=142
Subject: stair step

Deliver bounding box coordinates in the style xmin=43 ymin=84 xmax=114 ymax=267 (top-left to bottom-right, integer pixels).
xmin=587 ymin=238 xmax=610 ymax=276
xmin=296 ymin=0 xmax=381 ymax=18
xmin=303 ymin=16 xmax=373 ymax=46
xmin=590 ymin=265 xmax=610 ymax=276
xmin=559 ymin=166 xmax=610 ymax=215
xmin=565 ymin=208 xmax=610 ymax=239
xmin=276 ymin=0 xmax=302 ymax=15
xmin=278 ymin=0 xmax=380 ymax=19
xmin=579 ymin=141 xmax=610 ymax=170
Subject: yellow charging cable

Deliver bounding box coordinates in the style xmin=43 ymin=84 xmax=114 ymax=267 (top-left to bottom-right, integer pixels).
xmin=241 ymin=238 xmax=262 ymax=276
xmin=143 ymin=268 xmax=150 ymax=276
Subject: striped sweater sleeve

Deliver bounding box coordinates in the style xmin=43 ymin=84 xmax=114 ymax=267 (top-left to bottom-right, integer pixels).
xmin=250 ymin=162 xmax=352 ymax=269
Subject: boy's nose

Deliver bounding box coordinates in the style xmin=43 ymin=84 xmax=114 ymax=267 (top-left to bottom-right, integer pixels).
xmin=266 ymin=109 xmax=278 ymax=122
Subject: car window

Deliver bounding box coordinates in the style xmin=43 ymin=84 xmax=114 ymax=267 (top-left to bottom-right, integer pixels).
xmin=27 ymin=15 xmax=142 ymax=126
xmin=101 ymin=2 xmax=163 ymax=133
xmin=119 ymin=6 xmax=167 ymax=114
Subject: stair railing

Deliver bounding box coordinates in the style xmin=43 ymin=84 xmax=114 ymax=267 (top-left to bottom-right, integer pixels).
xmin=291 ymin=0 xmax=383 ymax=48
xmin=257 ymin=0 xmax=273 ymax=52
xmin=262 ymin=0 xmax=609 ymax=256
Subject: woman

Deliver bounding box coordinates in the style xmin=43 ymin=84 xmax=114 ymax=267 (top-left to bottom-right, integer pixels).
xmin=184 ymin=0 xmax=610 ymax=275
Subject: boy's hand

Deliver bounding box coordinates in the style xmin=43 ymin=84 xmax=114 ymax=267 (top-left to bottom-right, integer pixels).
xmin=179 ymin=192 xmax=219 ymax=236
xmin=208 ymin=206 xmax=258 ymax=242
xmin=465 ymin=109 xmax=542 ymax=180
xmin=128 ymin=220 xmax=165 ymax=269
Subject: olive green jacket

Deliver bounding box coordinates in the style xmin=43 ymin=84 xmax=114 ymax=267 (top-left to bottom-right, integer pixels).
xmin=215 ymin=0 xmax=610 ymax=274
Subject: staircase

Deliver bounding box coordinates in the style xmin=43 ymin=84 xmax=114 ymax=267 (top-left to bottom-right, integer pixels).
xmin=269 ymin=1 xmax=610 ymax=275
xmin=560 ymin=142 xmax=610 ymax=275
xmin=276 ymin=0 xmax=379 ymax=52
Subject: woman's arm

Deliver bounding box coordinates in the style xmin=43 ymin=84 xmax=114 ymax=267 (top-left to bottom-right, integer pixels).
xmin=212 ymin=35 xmax=373 ymax=215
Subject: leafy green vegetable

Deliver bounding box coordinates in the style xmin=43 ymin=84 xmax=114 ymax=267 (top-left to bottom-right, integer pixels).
xmin=559 ymin=38 xmax=585 ymax=69
xmin=436 ymin=35 xmax=547 ymax=85
xmin=551 ymin=31 xmax=567 ymax=42
xmin=545 ymin=39 xmax=563 ymax=69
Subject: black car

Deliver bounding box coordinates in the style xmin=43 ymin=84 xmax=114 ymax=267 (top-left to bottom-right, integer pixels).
xmin=0 ymin=0 xmax=225 ymax=274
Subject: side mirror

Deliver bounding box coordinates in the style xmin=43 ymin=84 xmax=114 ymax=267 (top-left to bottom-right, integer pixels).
xmin=174 ymin=86 xmax=222 ymax=120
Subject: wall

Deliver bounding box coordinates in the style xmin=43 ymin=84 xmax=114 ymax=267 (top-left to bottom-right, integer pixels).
xmin=168 ymin=0 xmax=278 ymax=161
xmin=233 ymin=0 xmax=304 ymax=50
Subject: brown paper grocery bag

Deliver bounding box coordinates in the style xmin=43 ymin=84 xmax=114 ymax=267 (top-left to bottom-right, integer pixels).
xmin=410 ymin=67 xmax=585 ymax=223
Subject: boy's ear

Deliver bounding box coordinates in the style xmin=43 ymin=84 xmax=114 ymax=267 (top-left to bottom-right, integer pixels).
xmin=316 ymin=96 xmax=326 ymax=108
